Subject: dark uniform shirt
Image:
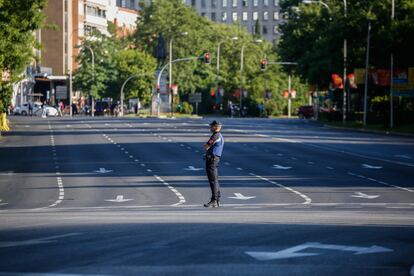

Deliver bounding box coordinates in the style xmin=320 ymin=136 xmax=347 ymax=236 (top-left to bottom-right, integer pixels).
xmin=206 ymin=132 xmax=224 ymax=157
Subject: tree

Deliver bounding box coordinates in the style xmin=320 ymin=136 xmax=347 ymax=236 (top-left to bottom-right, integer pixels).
xmin=0 ymin=0 xmax=46 ymax=132
xmin=133 ymin=0 xmax=307 ymax=115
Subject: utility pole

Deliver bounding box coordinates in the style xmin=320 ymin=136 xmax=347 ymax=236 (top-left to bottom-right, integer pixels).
xmin=288 ymin=74 xmax=292 ymax=118
xmin=342 ymin=0 xmax=347 ymax=124
xmin=363 ymin=22 xmax=371 ymax=127
xmin=390 ymin=0 xmax=395 ymax=129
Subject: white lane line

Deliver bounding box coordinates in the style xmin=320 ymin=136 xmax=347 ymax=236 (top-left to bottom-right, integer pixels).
xmin=154 ymin=175 xmax=186 ymax=206
xmin=347 ymin=172 xmax=414 ymax=193
xmin=250 ymin=173 xmax=312 ymax=205
xmin=147 ymin=169 xmax=152 ymax=172
xmin=326 ymin=166 xmax=334 ymax=170
xmin=237 ymin=167 xmax=243 ymax=171
xmin=251 ymin=131 xmax=414 ymax=168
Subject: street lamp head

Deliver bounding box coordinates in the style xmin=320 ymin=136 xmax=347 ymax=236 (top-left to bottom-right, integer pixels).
xmin=302 ymin=0 xmax=314 ymax=4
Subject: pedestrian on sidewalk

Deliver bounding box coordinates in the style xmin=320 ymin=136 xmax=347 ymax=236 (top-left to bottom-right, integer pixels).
xmin=203 ymin=120 xmax=224 ymax=208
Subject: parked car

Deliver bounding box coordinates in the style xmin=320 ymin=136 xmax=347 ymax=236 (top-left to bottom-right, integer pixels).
xmin=297 ymin=105 xmax=314 ymax=119
xmin=14 ymin=102 xmax=42 ymax=116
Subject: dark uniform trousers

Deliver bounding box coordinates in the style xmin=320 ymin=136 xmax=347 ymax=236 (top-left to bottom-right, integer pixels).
xmin=206 ymin=155 xmax=221 ymax=200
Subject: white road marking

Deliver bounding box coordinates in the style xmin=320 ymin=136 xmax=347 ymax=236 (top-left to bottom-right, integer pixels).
xmin=105 ymin=195 xmax=133 ymax=203
xmin=147 ymin=169 xmax=152 ymax=172
xmin=272 ymin=164 xmax=292 ymax=170
xmin=154 ymin=175 xmax=185 ymax=206
xmin=184 ymin=166 xmax=203 ymax=171
xmin=94 ymin=168 xmax=113 ymax=174
xmin=236 ymin=167 xmax=243 ymax=171
xmin=347 ymin=172 xmax=414 ymax=193
xmin=307 ymin=161 xmax=315 ymax=165
xmin=394 ymin=155 xmax=411 ymax=159
xmin=351 ymin=192 xmax=380 ymax=199
xmin=0 ymin=171 xmax=14 ymax=176
xmin=250 ymin=173 xmax=311 ymax=205
xmin=228 ymin=193 xmax=256 ymax=200
xmin=246 ymin=242 xmax=393 ymax=261
xmin=326 ymin=166 xmax=334 ymax=170
xmin=224 ymin=162 xmax=231 ymax=166
xmin=362 ymin=164 xmax=383 ymax=169
xmin=0 ymin=233 xmax=82 ymax=248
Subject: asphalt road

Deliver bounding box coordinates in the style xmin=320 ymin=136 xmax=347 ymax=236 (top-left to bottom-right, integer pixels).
xmin=0 ymin=116 xmax=414 ymax=276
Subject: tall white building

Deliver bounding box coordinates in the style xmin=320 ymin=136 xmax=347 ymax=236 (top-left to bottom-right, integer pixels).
xmin=184 ymin=0 xmax=282 ymax=42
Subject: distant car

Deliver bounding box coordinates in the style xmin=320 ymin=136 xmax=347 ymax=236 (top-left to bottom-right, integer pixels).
xmin=33 ymin=105 xmax=59 ymax=117
xmin=94 ymin=101 xmax=109 ymax=116
xmin=14 ymin=102 xmax=42 ymax=116
xmin=297 ymin=105 xmax=314 ymax=119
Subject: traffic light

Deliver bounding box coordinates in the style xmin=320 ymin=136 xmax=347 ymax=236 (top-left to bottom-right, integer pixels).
xmin=260 ymin=58 xmax=267 ymax=70
xmin=203 ymin=52 xmax=211 ymax=64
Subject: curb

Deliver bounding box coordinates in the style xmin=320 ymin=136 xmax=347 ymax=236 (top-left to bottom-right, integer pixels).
xmin=323 ymin=124 xmax=414 ymax=138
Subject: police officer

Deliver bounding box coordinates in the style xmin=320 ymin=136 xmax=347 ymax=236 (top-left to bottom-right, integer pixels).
xmin=203 ymin=120 xmax=224 ymax=208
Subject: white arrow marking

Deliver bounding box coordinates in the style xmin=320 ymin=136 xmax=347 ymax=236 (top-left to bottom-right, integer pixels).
xmin=362 ymin=164 xmax=383 ymax=169
xmin=105 ymin=195 xmax=133 ymax=203
xmin=272 ymin=164 xmax=292 ymax=170
xmin=246 ymin=242 xmax=393 ymax=261
xmin=351 ymin=192 xmax=380 ymax=199
xmin=184 ymin=166 xmax=203 ymax=171
xmin=228 ymin=193 xmax=256 ymax=200
xmin=0 ymin=233 xmax=81 ymax=248
xmin=93 ymin=168 xmax=113 ymax=174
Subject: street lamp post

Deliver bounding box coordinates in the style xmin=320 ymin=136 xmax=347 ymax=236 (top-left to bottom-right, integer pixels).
xmin=168 ymin=32 xmax=188 ymax=118
xmin=239 ymin=39 xmax=262 ymax=116
xmin=217 ymin=37 xmax=238 ymax=76
xmin=303 ymin=0 xmax=347 ymax=123
xmin=267 ymin=62 xmax=298 ymax=118
xmin=390 ymin=0 xmax=395 ymax=129
xmin=120 ymin=74 xmax=153 ymax=117
xmin=363 ymin=22 xmax=371 ymax=127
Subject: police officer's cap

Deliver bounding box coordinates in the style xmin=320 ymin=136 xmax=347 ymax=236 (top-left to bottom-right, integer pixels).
xmin=209 ymin=120 xmax=222 ymax=127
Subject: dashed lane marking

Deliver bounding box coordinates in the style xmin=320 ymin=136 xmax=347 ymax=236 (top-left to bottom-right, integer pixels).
xmin=347 ymin=172 xmax=414 ymax=193
xmin=154 ymin=175 xmax=186 ymax=206
xmin=250 ymin=173 xmax=312 ymax=205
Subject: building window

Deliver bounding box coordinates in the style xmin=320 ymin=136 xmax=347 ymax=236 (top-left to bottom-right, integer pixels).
xmin=273 ymin=11 xmax=279 ymax=20
xmin=263 ymin=25 xmax=268 ymax=34
xmin=212 ymin=0 xmax=217 ymax=8
xmin=274 ymin=0 xmax=278 ymax=6
xmin=201 ymin=12 xmax=206 ymax=17
xmin=211 ymin=12 xmax=217 ymax=21
xmin=191 ymin=0 xmax=196 ymax=6
xmin=84 ymin=24 xmax=97 ymax=35
xmin=263 ymin=11 xmax=269 ymax=20
xmin=232 ymin=0 xmax=237 ymax=7
xmin=85 ymin=5 xmax=106 ymax=18
xmin=253 ymin=0 xmax=258 ymax=7
xmin=222 ymin=12 xmax=227 ymax=21
xmin=242 ymin=11 xmax=248 ymax=21
xmin=242 ymin=0 xmax=247 ymax=7
xmin=222 ymin=0 xmax=227 ymax=7
xmin=273 ymin=25 xmax=279 ymax=34
xmin=201 ymin=0 xmax=206 ymax=8
xmin=253 ymin=11 xmax=258 ymax=20
xmin=264 ymin=0 xmax=269 ymax=6
xmin=232 ymin=12 xmax=238 ymax=21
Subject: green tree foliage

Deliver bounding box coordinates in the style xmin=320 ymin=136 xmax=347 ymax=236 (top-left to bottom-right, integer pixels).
xmin=134 ymin=0 xmax=307 ymax=115
xmin=278 ymin=0 xmax=414 ymax=88
xmin=0 ymin=0 xmax=46 ymax=112
xmin=73 ymin=25 xmax=157 ymax=105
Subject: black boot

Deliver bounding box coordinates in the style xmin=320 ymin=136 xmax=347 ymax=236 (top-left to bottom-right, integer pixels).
xmin=204 ymin=199 xmax=218 ymax=208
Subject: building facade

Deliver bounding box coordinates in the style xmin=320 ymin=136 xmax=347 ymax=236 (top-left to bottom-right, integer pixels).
xmin=12 ymin=0 xmax=140 ymax=109
xmin=184 ymin=0 xmax=282 ymax=42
